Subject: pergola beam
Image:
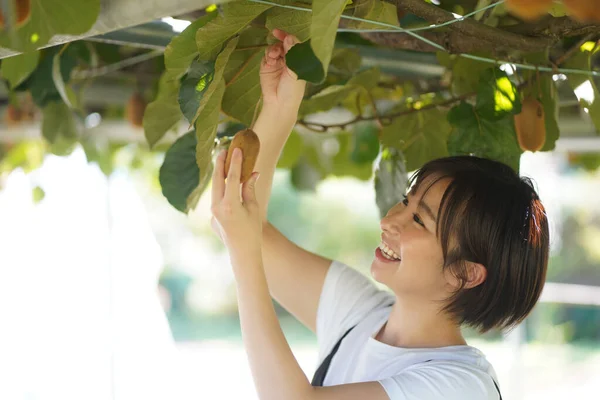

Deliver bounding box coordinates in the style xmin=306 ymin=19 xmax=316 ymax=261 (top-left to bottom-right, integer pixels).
xmin=0 ymin=0 xmax=229 ymax=59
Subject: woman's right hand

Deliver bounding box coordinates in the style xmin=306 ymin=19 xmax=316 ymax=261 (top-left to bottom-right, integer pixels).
xmin=259 ymin=29 xmax=306 ymax=114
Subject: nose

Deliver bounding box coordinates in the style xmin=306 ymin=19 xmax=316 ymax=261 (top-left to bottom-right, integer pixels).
xmin=380 ymin=208 xmax=404 ymax=234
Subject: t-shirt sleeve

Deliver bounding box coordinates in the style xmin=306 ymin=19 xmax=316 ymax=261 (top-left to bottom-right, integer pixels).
xmin=378 ymin=363 xmax=500 ymax=400
xmin=315 ymin=260 xmax=394 ymax=362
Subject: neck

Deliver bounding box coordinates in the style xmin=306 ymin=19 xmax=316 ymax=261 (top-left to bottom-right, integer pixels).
xmin=375 ymin=296 xmax=467 ymax=349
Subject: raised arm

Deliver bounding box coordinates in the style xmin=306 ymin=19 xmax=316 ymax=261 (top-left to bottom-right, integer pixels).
xmin=252 ymin=29 xmax=332 ymax=333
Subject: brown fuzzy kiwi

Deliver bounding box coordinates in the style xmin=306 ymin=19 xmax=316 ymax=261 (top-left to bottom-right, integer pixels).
xmin=4 ymin=104 xmax=22 ymax=126
xmin=126 ymin=92 xmax=146 ymax=128
xmin=514 ymin=97 xmax=546 ymax=152
xmin=0 ymin=0 xmax=32 ymax=28
xmin=506 ymin=0 xmax=552 ymax=20
xmin=563 ymin=0 xmax=600 ymax=22
xmin=225 ymin=129 xmax=260 ymax=184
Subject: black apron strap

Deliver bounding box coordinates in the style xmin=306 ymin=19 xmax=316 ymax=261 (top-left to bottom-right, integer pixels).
xmin=311 ymin=325 xmax=356 ymax=387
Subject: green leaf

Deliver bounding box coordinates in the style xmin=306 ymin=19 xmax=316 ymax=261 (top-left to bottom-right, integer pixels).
xmin=27 ymin=47 xmax=77 ymax=107
xmin=539 ymin=74 xmax=559 ymax=151
xmin=32 ymin=186 xmax=45 ymax=204
xmin=351 ymin=123 xmax=380 ymax=164
xmin=0 ymin=0 xmax=100 ymax=52
xmin=164 ymin=12 xmax=217 ymax=81
xmin=299 ymin=67 xmax=380 ymax=115
xmin=265 ymin=6 xmax=311 ymax=43
xmin=374 ymin=147 xmax=408 ymax=219
xmin=178 ymin=60 xmax=215 ymax=124
xmin=299 ymin=85 xmax=354 ymax=115
xmin=347 ymin=67 xmax=380 ymax=90
xmin=331 ymin=133 xmax=373 ymax=180
xmin=287 ymin=40 xmax=325 ymax=84
xmin=330 ymin=48 xmax=362 ymax=77
xmin=196 ymin=0 xmax=272 ymax=61
xmin=452 ymin=57 xmax=493 ymax=95
xmin=195 ymin=78 xmax=227 ymax=192
xmin=159 ymin=130 xmax=200 ymax=213
xmin=563 ymin=47 xmax=600 ymax=134
xmin=52 ymin=49 xmax=77 ymax=108
xmin=476 ymin=68 xmax=520 ymax=120
xmin=191 ymin=36 xmax=239 ymax=125
xmin=143 ymin=72 xmax=182 ymax=148
xmin=41 ymin=101 xmax=77 ymax=144
xmin=218 ymin=122 xmax=247 ymax=138
xmin=290 ymin=156 xmax=322 ymax=192
xmin=381 ymin=108 xmax=450 ymax=171
xmin=447 ymin=102 xmax=522 ymax=172
xmin=345 ymin=0 xmax=400 ymax=30
xmin=564 ymin=50 xmax=590 ymax=90
xmin=0 ymin=140 xmax=45 ymax=174
xmin=277 ymin=130 xmax=304 ymax=168
xmin=567 ymin=153 xmax=600 ymax=172
xmin=0 ymin=51 xmax=39 ymax=88
xmin=221 ymin=28 xmax=267 ymax=126
xmin=310 ymin=0 xmax=348 ymax=79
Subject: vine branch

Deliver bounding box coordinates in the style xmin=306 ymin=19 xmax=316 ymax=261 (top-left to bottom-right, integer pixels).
xmin=358 ymin=0 xmax=600 ymax=54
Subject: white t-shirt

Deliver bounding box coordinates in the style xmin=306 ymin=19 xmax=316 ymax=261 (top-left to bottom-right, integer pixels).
xmin=315 ymin=260 xmax=501 ymax=400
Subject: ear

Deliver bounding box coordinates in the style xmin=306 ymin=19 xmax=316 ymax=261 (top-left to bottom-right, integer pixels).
xmin=445 ymin=261 xmax=487 ymax=290
xmin=462 ymin=262 xmax=487 ymax=289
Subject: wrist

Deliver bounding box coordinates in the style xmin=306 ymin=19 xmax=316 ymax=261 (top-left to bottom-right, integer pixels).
xmin=258 ymin=103 xmax=300 ymax=125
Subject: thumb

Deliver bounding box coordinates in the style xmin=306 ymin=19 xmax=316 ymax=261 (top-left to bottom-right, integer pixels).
xmin=242 ymin=172 xmax=260 ymax=207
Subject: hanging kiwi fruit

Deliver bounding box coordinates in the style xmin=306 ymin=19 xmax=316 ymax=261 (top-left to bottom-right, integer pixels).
xmin=563 ymin=0 xmax=600 ymax=22
xmin=0 ymin=0 xmax=31 ymax=29
xmin=126 ymin=92 xmax=146 ymax=128
xmin=224 ymin=129 xmax=261 ymax=184
xmin=506 ymin=0 xmax=553 ymax=20
xmin=514 ymin=96 xmax=546 ymax=152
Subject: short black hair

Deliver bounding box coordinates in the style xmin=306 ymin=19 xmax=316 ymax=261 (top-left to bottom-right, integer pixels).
xmin=409 ymin=156 xmax=549 ymax=333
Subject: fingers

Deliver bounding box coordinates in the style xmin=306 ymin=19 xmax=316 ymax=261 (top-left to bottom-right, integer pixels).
xmin=264 ymin=42 xmax=283 ymax=67
xmin=282 ymin=34 xmax=299 ymax=54
xmin=242 ymin=172 xmax=260 ymax=207
xmin=211 ymin=149 xmax=226 ymax=205
xmin=225 ymin=147 xmax=243 ymax=200
xmin=271 ymin=29 xmax=299 ymax=54
xmin=272 ymin=28 xmax=287 ymax=42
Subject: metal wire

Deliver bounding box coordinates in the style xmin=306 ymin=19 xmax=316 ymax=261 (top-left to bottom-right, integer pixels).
xmin=249 ymin=0 xmax=600 ymax=78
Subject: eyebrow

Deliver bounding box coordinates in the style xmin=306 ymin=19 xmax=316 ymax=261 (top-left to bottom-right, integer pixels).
xmin=418 ymin=201 xmax=437 ymax=223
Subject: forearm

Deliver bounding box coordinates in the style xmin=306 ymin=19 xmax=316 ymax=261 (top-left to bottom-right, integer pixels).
xmin=233 ymin=253 xmax=313 ymax=400
xmin=252 ymin=106 xmax=298 ymax=221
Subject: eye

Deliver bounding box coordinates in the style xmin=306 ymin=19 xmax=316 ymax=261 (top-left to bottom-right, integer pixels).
xmin=413 ymin=213 xmax=425 ymax=227
xmin=403 ymin=195 xmax=425 ymax=228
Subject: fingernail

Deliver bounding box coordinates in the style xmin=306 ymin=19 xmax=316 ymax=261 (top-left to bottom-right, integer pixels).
xmin=255 ymin=173 xmax=261 ymax=182
xmin=235 ymin=148 xmax=243 ymax=158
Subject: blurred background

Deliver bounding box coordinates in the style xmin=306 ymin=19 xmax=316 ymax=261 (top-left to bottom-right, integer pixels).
xmin=1 ymin=0 xmax=600 ymax=399
xmin=0 ymin=139 xmax=598 ymax=400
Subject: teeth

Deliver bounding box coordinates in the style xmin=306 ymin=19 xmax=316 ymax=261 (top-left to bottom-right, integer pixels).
xmin=379 ymin=242 xmax=400 ymax=261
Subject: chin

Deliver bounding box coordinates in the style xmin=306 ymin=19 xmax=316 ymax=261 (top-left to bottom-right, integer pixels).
xmin=370 ymin=261 xmax=390 ymax=285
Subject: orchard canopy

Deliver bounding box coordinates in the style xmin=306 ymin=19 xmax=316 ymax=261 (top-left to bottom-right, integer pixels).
xmin=1 ymin=0 xmax=600 ymax=215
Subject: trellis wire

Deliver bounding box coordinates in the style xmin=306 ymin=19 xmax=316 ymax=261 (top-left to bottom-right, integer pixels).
xmin=248 ymin=0 xmax=600 ymax=78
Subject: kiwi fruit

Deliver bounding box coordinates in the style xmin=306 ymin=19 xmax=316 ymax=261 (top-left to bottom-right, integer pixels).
xmin=126 ymin=92 xmax=146 ymax=128
xmin=225 ymin=129 xmax=260 ymax=183
xmin=506 ymin=0 xmax=552 ymax=20
xmin=514 ymin=97 xmax=546 ymax=152
xmin=0 ymin=0 xmax=31 ymax=28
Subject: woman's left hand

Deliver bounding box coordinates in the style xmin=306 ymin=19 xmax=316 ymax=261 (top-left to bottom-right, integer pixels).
xmin=210 ymin=148 xmax=262 ymax=264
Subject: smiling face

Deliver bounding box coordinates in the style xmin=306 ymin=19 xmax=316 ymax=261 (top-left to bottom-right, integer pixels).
xmin=371 ymin=176 xmax=459 ymax=306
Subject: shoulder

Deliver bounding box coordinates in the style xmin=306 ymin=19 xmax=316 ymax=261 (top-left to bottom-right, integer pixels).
xmin=378 ymin=361 xmax=500 ymax=400
xmin=316 ymin=261 xmax=394 ymax=359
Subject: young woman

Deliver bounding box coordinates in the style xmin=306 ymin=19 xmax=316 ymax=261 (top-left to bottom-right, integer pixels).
xmin=210 ymin=29 xmax=549 ymax=400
